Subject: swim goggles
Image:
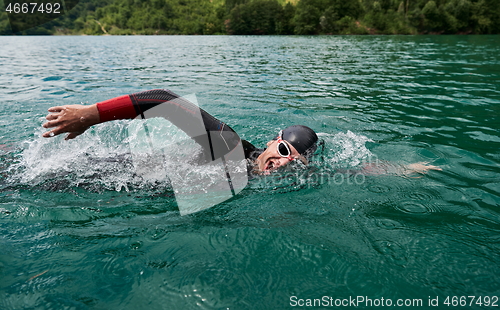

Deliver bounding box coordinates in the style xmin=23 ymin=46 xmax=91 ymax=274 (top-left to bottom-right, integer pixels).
xmin=276 ymin=130 xmax=295 ymax=161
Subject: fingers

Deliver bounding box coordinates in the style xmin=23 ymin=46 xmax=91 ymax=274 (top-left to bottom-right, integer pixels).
xmin=405 ymin=163 xmax=440 ymax=175
xmin=427 ymin=165 xmax=442 ymax=171
xmin=417 ymin=162 xmax=442 ymax=171
xmin=43 ymin=128 xmax=81 ymax=139
xmin=48 ymin=106 xmax=65 ymax=113
xmin=42 ymin=120 xmax=65 ymax=137
xmin=42 ymin=130 xmax=54 ymax=138
xmin=42 ymin=119 xmax=60 ymax=128
xmin=45 ymin=106 xmax=68 ymax=121
xmin=45 ymin=106 xmax=67 ymax=117
xmin=45 ymin=113 xmax=59 ymax=121
xmin=42 ymin=128 xmax=61 ymax=138
xmin=44 ymin=107 xmax=64 ymax=128
xmin=42 ymin=105 xmax=86 ymax=140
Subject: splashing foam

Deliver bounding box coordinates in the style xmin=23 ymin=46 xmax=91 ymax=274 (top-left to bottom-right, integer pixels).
xmin=318 ymin=130 xmax=374 ymax=167
xmin=247 ymin=131 xmax=375 ymax=192
xmin=12 ymin=120 xmax=216 ymax=193
xmin=13 ymin=120 xmax=373 ymax=195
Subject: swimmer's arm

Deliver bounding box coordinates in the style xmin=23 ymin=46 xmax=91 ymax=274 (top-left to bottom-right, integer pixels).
xmin=43 ymin=89 xmax=238 ymax=144
xmin=42 ymin=104 xmax=100 ymax=140
xmin=358 ymin=161 xmax=442 ymax=176
xmin=43 ymin=90 xmax=172 ymax=140
xmin=405 ymin=162 xmax=442 ymax=175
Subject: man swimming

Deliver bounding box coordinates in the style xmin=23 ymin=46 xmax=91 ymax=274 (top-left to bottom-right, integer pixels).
xmin=41 ymin=89 xmax=318 ymax=174
xmin=42 ymin=89 xmax=441 ymax=175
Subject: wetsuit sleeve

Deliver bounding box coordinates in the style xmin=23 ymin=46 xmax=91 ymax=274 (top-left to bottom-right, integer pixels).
xmin=96 ymin=89 xmax=242 ymax=161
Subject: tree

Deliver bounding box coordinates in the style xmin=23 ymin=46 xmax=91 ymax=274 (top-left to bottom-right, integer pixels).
xmin=320 ymin=6 xmax=340 ymax=33
xmin=227 ymin=0 xmax=284 ymax=35
xmin=421 ymin=0 xmax=442 ymax=31
xmin=293 ymin=2 xmax=321 ymax=34
xmin=278 ymin=2 xmax=296 ymax=34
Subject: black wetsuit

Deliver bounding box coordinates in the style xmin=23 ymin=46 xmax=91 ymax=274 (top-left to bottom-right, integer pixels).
xmin=97 ymin=89 xmax=263 ymax=170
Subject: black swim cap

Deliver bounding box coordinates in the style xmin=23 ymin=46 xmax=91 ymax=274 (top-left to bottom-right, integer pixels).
xmin=276 ymin=125 xmax=318 ymax=157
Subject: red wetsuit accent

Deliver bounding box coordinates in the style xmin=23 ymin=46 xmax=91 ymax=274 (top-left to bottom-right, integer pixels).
xmin=96 ymin=95 xmax=136 ymax=122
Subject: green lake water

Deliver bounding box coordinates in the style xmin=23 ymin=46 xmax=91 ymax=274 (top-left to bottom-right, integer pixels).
xmin=0 ymin=35 xmax=499 ymax=309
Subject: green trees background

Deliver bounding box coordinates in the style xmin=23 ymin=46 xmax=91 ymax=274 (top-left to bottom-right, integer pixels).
xmin=1 ymin=0 xmax=499 ymax=35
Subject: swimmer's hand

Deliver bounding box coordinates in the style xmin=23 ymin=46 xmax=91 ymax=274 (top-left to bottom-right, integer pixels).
xmin=42 ymin=104 xmax=100 ymax=140
xmin=405 ymin=162 xmax=442 ymax=175
xmin=359 ymin=161 xmax=442 ymax=176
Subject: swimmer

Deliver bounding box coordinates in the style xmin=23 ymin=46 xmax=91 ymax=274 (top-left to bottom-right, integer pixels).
xmin=42 ymin=89 xmax=441 ymax=175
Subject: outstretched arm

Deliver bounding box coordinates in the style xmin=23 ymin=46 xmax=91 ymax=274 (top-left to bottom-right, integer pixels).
xmin=43 ymin=89 xmax=178 ymax=140
xmin=43 ymin=89 xmax=235 ymax=139
xmin=405 ymin=162 xmax=442 ymax=175
xmin=43 ymin=89 xmax=222 ymax=140
xmin=42 ymin=89 xmax=242 ymax=161
xmin=358 ymin=161 xmax=442 ymax=176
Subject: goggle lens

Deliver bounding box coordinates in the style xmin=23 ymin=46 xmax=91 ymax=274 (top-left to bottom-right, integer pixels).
xmin=278 ymin=141 xmax=290 ymax=157
xmin=276 ymin=130 xmax=293 ymax=161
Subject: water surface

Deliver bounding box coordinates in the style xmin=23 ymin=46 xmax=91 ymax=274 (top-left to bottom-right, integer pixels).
xmin=0 ymin=35 xmax=499 ymax=309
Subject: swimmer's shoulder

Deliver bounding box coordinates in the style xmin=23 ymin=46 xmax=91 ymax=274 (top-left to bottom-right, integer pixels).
xmin=242 ymin=139 xmax=263 ymax=161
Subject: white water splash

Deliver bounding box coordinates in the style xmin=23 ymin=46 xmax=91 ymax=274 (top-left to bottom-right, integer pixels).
xmin=318 ymin=130 xmax=375 ymax=167
xmin=12 ymin=120 xmax=177 ymax=192
xmin=13 ymin=118 xmax=248 ymax=207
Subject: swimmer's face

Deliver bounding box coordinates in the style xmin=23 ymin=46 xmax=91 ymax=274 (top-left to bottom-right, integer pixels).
xmin=255 ymin=139 xmax=301 ymax=174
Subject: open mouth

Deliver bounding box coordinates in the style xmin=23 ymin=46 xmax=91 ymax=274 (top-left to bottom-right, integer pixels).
xmin=264 ymin=160 xmax=275 ymax=171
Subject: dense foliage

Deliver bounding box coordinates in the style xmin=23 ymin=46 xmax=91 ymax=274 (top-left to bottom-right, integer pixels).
xmin=1 ymin=0 xmax=499 ymax=34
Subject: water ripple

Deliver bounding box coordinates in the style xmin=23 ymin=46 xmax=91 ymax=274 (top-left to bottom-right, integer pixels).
xmin=0 ymin=35 xmax=499 ymax=309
